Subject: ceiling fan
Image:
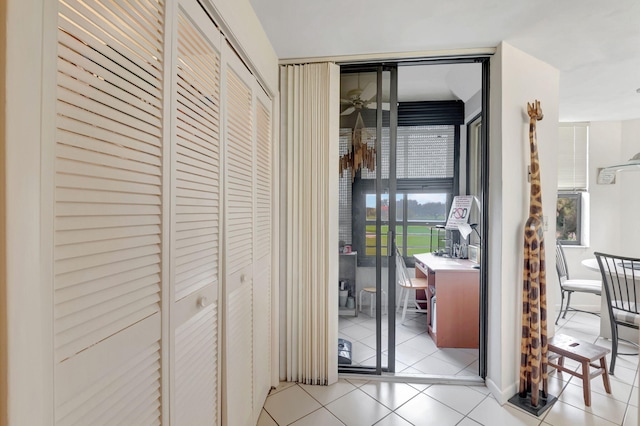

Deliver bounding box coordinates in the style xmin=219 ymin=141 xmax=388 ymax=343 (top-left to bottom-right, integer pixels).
xmin=340 ymin=81 xmax=390 ymax=116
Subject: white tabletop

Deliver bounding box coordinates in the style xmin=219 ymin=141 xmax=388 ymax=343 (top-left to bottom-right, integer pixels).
xmin=581 ymin=258 xmax=599 ymax=272
xmin=413 ymin=252 xmax=478 ymax=273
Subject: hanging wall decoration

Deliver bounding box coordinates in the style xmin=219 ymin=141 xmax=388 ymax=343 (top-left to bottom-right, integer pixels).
xmin=339 ymin=111 xmax=376 ymax=181
xmin=508 ymin=100 xmax=557 ymax=416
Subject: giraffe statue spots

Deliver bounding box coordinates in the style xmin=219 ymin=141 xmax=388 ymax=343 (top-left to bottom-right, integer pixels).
xmin=519 ymin=99 xmax=549 ymax=407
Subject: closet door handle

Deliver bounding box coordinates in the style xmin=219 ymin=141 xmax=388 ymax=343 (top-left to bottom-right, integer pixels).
xmin=197 ymin=295 xmax=208 ymax=309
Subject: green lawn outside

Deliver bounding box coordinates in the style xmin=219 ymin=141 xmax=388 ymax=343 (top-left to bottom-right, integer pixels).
xmin=365 ymin=225 xmax=443 ymax=256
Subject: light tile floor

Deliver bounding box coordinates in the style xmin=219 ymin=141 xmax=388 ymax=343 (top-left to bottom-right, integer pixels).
xmin=260 ymin=311 xmax=639 ymax=425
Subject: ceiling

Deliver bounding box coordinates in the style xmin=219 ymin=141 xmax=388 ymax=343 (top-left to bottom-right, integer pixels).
xmin=248 ymin=0 xmax=640 ymax=122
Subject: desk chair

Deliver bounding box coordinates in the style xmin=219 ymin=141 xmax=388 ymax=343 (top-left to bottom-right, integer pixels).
xmin=555 ymin=242 xmax=602 ymax=324
xmin=395 ymin=248 xmax=429 ymax=325
xmin=594 ymin=252 xmax=640 ymax=375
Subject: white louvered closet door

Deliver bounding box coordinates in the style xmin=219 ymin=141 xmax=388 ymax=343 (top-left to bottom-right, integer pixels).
xmin=223 ymin=44 xmax=256 ymax=426
xmin=54 ymin=0 xmax=164 ymax=424
xmin=169 ymin=1 xmax=222 ymax=425
xmin=253 ymin=88 xmax=273 ymax=422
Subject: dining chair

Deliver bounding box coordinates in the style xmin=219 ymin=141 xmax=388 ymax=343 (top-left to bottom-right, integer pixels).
xmin=594 ymin=252 xmax=640 ymax=375
xmin=555 ymin=242 xmax=602 ymax=324
xmin=395 ymin=247 xmax=429 ymax=325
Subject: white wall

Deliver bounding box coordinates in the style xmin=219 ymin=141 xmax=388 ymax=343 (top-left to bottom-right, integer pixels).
xmin=560 ymin=122 xmax=622 ymax=309
xmin=620 ymin=119 xmax=640 ymax=258
xmin=561 ymin=119 xmax=640 ymax=309
xmin=487 ymin=42 xmax=559 ymax=404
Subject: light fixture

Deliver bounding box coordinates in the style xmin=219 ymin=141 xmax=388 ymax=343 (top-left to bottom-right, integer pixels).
xmin=338 ymin=111 xmax=376 ymax=181
xmin=597 ymin=152 xmax=640 ymax=184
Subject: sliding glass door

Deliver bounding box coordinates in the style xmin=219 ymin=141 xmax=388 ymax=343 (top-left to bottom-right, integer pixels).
xmin=338 ymin=65 xmax=398 ymax=373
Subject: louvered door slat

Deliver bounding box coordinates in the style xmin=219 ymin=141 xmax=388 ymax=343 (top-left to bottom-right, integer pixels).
xmin=175 ymin=90 xmax=219 ymax=130
xmin=56 ymin=187 xmax=160 ymax=206
xmin=171 ymin=2 xmax=221 ymax=424
xmin=175 ymin=304 xmax=217 ymax=425
xmin=175 ymin=226 xmax=216 ymax=241
xmin=55 ymin=314 xmax=161 ymax=425
xmin=56 ymin=203 xmax=161 ymax=218
xmin=56 ymin=265 xmax=160 ymax=304
xmin=176 ymin=232 xmax=216 ymax=249
xmin=56 ymin=234 xmax=160 ymax=260
xmin=177 ymin=151 xmax=217 ymax=176
xmin=57 ymin=102 xmax=162 ymax=150
xmin=176 ymin=192 xmax=218 ymax=206
xmin=176 ymin=132 xmax=220 ymax=160
xmin=226 ymin=278 xmax=253 ymax=426
xmin=57 ymin=30 xmax=161 ymax=111
xmin=256 ymin=98 xmax=272 ymax=256
xmin=56 ymin=253 xmax=161 ymax=289
xmin=56 ymin=284 xmax=159 ymax=329
xmin=55 ymin=216 xmax=160 ymax=233
xmin=58 ymin=69 xmax=161 ymax=131
xmin=177 ymin=16 xmax=219 ymax=92
xmin=56 ymin=125 xmax=161 ymax=166
xmin=176 ymin=125 xmax=219 ymax=158
xmin=56 ymin=273 xmax=159 ymax=316
xmin=55 ymin=1 xmax=164 ymax=422
xmin=56 ymin=158 xmax=161 ymax=186
xmin=56 ymin=141 xmax=161 ymax=176
xmin=92 ymin=0 xmax=162 ymax=53
xmin=59 ymin=0 xmax=162 ymax=80
xmin=176 ymin=95 xmax=219 ymax=135
xmin=175 ymin=249 xmax=216 ymax=274
xmin=56 ymin=174 xmax=161 ymax=196
xmin=176 ymin=178 xmax=219 ymax=196
xmin=175 ymin=161 xmax=218 ymax=180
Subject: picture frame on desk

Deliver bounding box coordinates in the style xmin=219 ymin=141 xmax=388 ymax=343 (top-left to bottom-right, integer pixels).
xmin=468 ymin=244 xmax=480 ymax=264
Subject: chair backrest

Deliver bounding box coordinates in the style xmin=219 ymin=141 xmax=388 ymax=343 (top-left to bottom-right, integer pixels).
xmin=594 ymin=252 xmax=640 ymax=322
xmin=555 ymin=242 xmax=570 ymax=283
xmin=395 ymin=247 xmax=412 ymax=288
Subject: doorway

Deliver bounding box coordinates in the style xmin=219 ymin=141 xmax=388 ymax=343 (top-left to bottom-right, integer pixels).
xmin=337 ymin=59 xmax=488 ymax=379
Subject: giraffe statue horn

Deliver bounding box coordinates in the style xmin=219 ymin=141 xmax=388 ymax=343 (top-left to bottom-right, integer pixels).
xmin=527 ymin=99 xmax=544 ymax=121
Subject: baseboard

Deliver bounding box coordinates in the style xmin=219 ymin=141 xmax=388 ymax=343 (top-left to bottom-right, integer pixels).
xmin=555 ymin=304 xmax=600 ymax=313
xmin=485 ymin=376 xmax=517 ymax=405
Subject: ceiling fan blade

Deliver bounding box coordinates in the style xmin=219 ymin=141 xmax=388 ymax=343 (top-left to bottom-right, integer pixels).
xmin=367 ymin=102 xmax=390 ymax=111
xmin=340 ymin=99 xmax=352 ymax=104
xmin=341 ymin=106 xmax=355 ymax=116
xmin=360 ymin=82 xmax=376 ymax=102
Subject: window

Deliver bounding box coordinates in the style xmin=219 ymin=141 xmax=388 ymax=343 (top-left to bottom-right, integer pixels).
xmin=364 ymin=192 xmax=448 ymax=257
xmin=557 ymin=123 xmax=589 ymax=245
xmin=556 ymin=192 xmax=582 ymax=244
xmin=338 ymin=99 xmax=464 ymax=266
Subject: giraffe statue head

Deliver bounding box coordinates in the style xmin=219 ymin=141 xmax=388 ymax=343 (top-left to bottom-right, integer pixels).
xmin=527 ymin=100 xmax=543 ymax=122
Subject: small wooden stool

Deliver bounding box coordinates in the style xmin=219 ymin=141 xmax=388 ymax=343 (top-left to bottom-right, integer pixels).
xmin=548 ymin=334 xmax=611 ymax=407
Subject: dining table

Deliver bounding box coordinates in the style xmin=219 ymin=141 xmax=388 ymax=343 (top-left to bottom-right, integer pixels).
xmin=581 ymin=257 xmax=638 ymax=342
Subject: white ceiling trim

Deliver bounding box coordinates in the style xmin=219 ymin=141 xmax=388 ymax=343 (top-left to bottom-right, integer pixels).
xmin=278 ymin=47 xmax=496 ymax=65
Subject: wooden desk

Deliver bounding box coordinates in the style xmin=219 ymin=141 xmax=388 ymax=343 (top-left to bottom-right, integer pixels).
xmin=413 ymin=253 xmax=480 ymax=348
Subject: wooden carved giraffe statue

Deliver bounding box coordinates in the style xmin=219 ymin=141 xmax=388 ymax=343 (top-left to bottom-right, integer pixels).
xmin=519 ymin=100 xmax=549 ymax=407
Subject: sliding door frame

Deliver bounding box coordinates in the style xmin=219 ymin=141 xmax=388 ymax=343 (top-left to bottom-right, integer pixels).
xmin=338 ymin=56 xmax=490 ymax=380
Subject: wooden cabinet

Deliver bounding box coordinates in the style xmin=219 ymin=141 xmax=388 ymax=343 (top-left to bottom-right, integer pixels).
xmin=414 ymin=253 xmax=480 ymax=348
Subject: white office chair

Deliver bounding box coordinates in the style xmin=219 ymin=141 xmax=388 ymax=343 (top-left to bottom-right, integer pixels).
xmin=395 ymin=248 xmax=429 ymax=325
